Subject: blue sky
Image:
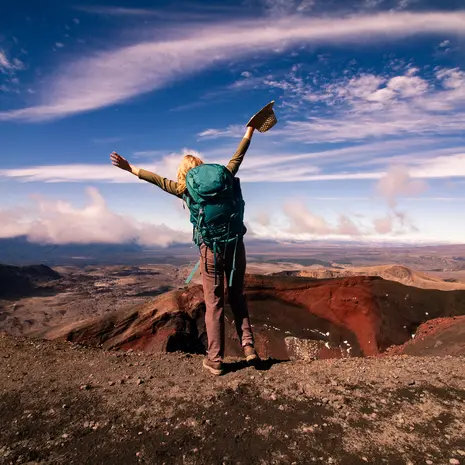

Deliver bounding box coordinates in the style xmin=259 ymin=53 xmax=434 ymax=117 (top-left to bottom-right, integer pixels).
xmin=1 ymin=0 xmax=465 ymax=246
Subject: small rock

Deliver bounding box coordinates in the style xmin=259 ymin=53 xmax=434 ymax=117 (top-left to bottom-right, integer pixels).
xmin=449 ymin=460 xmax=460 ymax=465
xmin=108 ymin=381 xmax=115 ymax=386
xmin=426 ymin=461 xmax=433 ymax=465
xmin=457 ymin=451 xmax=465 ymax=457
xmin=407 ymin=380 xmax=416 ymax=386
xmin=137 ymin=379 xmax=144 ymax=385
xmin=322 ymin=398 xmax=329 ymax=404
xmin=62 ymin=404 xmax=69 ymax=409
xmin=61 ymin=434 xmax=69 ymax=439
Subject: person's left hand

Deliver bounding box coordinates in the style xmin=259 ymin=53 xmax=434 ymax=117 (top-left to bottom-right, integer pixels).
xmin=110 ymin=151 xmax=131 ymax=172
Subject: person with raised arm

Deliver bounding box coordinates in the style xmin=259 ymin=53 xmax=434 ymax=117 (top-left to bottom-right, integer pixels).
xmin=110 ymin=102 xmax=277 ymax=375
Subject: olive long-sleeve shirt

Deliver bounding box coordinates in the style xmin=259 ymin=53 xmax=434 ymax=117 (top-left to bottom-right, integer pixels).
xmin=137 ymin=137 xmax=251 ymax=198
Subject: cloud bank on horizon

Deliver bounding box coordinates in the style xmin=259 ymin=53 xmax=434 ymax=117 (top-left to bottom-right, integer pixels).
xmin=1 ymin=0 xmax=465 ymax=245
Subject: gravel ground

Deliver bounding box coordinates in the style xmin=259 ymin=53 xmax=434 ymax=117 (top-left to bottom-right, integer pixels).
xmin=0 ymin=334 xmax=464 ymax=465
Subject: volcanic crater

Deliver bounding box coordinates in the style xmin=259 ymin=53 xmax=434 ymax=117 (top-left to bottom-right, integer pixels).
xmin=32 ymin=272 xmax=465 ymax=360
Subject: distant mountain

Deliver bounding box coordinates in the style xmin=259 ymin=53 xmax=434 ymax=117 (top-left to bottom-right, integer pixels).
xmin=0 ymin=264 xmax=61 ymax=298
xmin=272 ymin=264 xmax=465 ymax=291
xmin=2 ymin=236 xmax=465 ymax=268
xmin=0 ymin=237 xmax=150 ymax=266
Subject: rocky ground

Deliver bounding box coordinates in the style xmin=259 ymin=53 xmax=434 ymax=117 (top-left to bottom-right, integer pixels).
xmin=0 ymin=334 xmax=464 ymax=465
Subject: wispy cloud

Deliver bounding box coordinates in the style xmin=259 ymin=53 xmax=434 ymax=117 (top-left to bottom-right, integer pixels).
xmin=283 ymin=201 xmax=362 ymax=236
xmin=3 ymin=137 xmax=465 ymax=184
xmin=3 ymin=148 xmax=465 ymax=184
xmin=0 ymin=164 xmax=141 ymax=183
xmin=73 ymin=6 xmax=168 ymax=17
xmin=92 ymin=136 xmax=123 ymax=144
xmin=204 ymin=65 xmax=465 ymax=144
xmin=0 ymin=50 xmax=25 ymax=74
xmin=2 ymin=11 xmax=465 ymax=122
xmin=197 ymin=125 xmax=244 ymax=140
xmin=250 ymin=165 xmax=424 ymax=240
xmin=376 ymin=166 xmax=427 ymax=208
xmin=373 ymin=165 xmax=425 ymax=234
xmin=73 ymin=4 xmax=244 ymax=22
xmin=251 ymin=200 xmax=418 ymax=241
xmin=361 ymin=0 xmax=417 ymax=12
xmin=261 ymin=0 xmax=315 ymax=17
xmin=281 ymin=68 xmax=465 ymax=143
xmin=0 ymin=188 xmax=190 ymax=246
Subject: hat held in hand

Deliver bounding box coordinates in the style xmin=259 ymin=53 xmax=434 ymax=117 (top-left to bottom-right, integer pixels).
xmin=246 ymin=101 xmax=278 ymax=133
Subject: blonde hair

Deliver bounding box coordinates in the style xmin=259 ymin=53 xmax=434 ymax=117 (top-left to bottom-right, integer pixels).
xmin=176 ymin=154 xmax=204 ymax=195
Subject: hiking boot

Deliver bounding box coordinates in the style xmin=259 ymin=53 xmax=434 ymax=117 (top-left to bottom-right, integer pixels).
xmin=244 ymin=345 xmax=259 ymax=363
xmin=202 ymin=357 xmax=224 ymax=376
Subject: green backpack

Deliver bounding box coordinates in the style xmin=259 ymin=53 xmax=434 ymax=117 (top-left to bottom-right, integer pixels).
xmin=183 ymin=163 xmax=246 ymax=286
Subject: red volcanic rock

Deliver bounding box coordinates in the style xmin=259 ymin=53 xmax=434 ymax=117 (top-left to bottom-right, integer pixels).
xmin=41 ymin=285 xmax=207 ymax=353
xmin=384 ymin=316 xmax=465 ymax=357
xmin=41 ymin=275 xmax=465 ymax=359
xmin=243 ymin=275 xmax=380 ymax=356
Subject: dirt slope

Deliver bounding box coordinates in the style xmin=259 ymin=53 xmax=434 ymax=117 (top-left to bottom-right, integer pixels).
xmin=386 ymin=316 xmax=465 ymax=357
xmin=0 ymin=335 xmax=464 ymax=465
xmin=274 ymin=265 xmax=465 ymax=290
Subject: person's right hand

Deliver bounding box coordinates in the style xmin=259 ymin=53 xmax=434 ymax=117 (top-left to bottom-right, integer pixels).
xmin=110 ymin=151 xmax=131 ymax=172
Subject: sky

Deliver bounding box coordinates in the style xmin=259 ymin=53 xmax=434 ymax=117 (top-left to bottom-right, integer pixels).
xmin=1 ymin=0 xmax=465 ymax=247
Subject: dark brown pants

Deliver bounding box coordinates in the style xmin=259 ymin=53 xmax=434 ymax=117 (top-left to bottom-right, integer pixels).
xmin=199 ymin=239 xmax=254 ymax=362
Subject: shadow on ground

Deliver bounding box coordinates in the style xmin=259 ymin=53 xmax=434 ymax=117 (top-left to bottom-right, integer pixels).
xmin=222 ymin=357 xmax=289 ymax=374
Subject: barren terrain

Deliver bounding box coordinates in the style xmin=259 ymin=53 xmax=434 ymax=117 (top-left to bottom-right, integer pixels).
xmin=1 ymin=335 xmax=464 ymax=465
xmin=1 ymin=252 xmax=465 ymax=465
xmin=2 ymin=259 xmax=465 ymax=341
